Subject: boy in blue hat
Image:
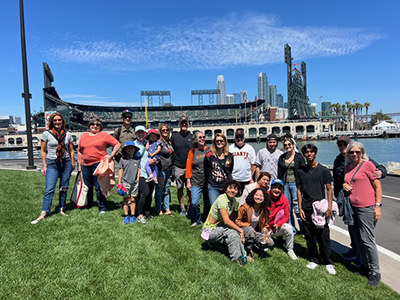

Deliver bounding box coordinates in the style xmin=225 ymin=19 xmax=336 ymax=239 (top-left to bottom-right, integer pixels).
xmin=118 ymin=141 xmax=141 ymax=224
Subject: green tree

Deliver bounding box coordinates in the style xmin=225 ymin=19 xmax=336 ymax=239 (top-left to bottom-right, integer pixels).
xmin=370 ymin=112 xmax=392 ymax=127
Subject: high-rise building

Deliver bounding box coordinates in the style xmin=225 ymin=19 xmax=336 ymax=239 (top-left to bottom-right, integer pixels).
xmin=321 ymin=101 xmax=332 ymax=116
xmin=276 ymin=94 xmax=284 ymax=108
xmin=233 ymin=93 xmax=241 ymax=104
xmin=269 ymin=85 xmax=277 ymax=107
xmin=240 ymin=91 xmax=248 ymax=103
xmin=258 ymin=73 xmax=269 ymax=105
xmin=216 ymin=75 xmax=226 ymax=105
xmin=310 ymin=103 xmax=318 ymax=114
xmin=226 ymin=95 xmax=234 ymax=104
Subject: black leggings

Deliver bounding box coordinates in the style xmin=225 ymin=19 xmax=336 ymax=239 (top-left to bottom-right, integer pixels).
xmin=138 ymin=177 xmax=155 ymax=215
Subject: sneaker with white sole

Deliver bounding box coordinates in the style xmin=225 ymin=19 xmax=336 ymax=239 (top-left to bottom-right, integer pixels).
xmin=288 ymin=250 xmax=298 ymax=260
xmin=326 ymin=264 xmax=336 ymax=275
xmin=138 ymin=217 xmax=147 ymax=225
xmin=306 ymin=262 xmax=319 ymax=270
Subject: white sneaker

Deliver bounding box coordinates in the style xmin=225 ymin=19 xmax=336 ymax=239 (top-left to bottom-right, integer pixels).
xmin=306 ymin=262 xmax=319 ymax=270
xmin=326 ymin=264 xmax=336 ymax=275
xmin=288 ymin=250 xmax=298 ymax=260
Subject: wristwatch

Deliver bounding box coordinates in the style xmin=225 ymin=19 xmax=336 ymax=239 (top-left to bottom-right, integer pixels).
xmin=375 ymin=203 xmax=382 ymax=207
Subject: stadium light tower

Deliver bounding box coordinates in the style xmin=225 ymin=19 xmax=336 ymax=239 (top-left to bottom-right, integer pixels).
xmin=19 ymin=0 xmax=36 ymax=169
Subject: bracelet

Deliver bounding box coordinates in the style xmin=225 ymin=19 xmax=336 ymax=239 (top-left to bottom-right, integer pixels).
xmin=375 ymin=203 xmax=382 ymax=207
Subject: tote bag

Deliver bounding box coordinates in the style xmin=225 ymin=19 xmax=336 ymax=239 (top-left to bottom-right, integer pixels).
xmin=70 ymin=171 xmax=89 ymax=208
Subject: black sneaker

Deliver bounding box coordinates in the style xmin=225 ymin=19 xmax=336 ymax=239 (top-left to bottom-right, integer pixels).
xmin=367 ymin=273 xmax=381 ymax=287
xmin=145 ymin=214 xmax=153 ymax=220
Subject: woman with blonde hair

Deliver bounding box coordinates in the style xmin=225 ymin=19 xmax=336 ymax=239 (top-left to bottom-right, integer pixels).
xmin=154 ymin=123 xmax=174 ymax=216
xmin=343 ymin=142 xmax=382 ymax=287
xmin=31 ymin=112 xmax=75 ymax=224
xmin=204 ymin=133 xmax=234 ymax=206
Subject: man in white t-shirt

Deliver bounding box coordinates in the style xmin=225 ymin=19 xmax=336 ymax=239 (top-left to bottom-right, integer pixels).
xmin=229 ymin=130 xmax=256 ymax=195
xmin=255 ymin=134 xmax=283 ymax=180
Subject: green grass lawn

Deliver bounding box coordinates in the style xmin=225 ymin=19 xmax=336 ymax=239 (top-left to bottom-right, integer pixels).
xmin=0 ymin=169 xmax=398 ymax=299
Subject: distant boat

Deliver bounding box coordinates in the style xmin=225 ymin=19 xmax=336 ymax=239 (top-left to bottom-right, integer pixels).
xmin=23 ymin=149 xmax=40 ymax=156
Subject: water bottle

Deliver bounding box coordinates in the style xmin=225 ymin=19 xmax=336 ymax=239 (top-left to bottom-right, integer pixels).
xmin=260 ymin=228 xmax=268 ymax=244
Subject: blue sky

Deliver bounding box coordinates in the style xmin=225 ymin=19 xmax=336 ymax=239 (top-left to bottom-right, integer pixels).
xmin=1 ymin=0 xmax=399 ymax=122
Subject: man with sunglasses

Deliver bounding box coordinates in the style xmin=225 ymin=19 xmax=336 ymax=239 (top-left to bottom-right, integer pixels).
xmin=113 ymin=109 xmax=136 ymax=163
xmin=171 ymin=116 xmax=193 ymax=216
xmin=333 ymin=135 xmax=387 ymax=263
xmin=229 ymin=130 xmax=256 ymax=194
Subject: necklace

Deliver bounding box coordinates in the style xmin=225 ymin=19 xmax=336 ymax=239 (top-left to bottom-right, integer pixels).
xmin=308 ymin=164 xmax=318 ymax=175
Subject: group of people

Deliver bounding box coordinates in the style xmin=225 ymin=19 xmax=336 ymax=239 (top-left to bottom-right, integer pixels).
xmin=31 ymin=110 xmax=385 ymax=287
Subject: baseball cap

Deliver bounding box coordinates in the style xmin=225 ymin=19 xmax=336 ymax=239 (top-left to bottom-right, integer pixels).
xmin=271 ymin=178 xmax=284 ymax=188
xmin=337 ymin=135 xmax=351 ymax=144
xmin=134 ymin=125 xmax=146 ymax=134
xmin=235 ymin=130 xmax=244 ymax=139
xmin=121 ymin=109 xmax=133 ymax=118
xmin=266 ymin=134 xmax=278 ymax=142
xmin=179 ymin=116 xmax=189 ymax=125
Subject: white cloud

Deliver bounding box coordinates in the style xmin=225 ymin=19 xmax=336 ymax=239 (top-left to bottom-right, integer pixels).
xmin=60 ymin=94 xmax=140 ymax=107
xmin=48 ymin=12 xmax=384 ymax=71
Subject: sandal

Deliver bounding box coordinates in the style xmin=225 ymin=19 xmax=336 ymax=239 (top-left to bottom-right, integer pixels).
xmin=164 ymin=213 xmax=175 ymax=217
xmin=60 ymin=209 xmax=68 ymax=217
xmin=31 ymin=212 xmax=47 ymax=225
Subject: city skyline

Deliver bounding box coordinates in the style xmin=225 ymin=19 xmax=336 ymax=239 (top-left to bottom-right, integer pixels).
xmin=0 ymin=0 xmax=399 ymax=122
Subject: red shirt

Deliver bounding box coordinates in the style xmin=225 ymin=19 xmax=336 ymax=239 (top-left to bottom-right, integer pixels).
xmin=78 ymin=132 xmax=119 ymax=166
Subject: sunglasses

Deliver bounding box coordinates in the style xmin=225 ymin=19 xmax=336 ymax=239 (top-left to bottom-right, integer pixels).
xmin=349 ymin=151 xmax=361 ymax=154
xmin=215 ymin=140 xmax=225 ymax=144
xmin=197 ymin=136 xmax=206 ymax=139
xmin=161 ymin=129 xmax=169 ymax=132
xmin=123 ymin=116 xmax=132 ymax=119
xmin=284 ymin=143 xmax=292 ymax=147
xmin=90 ymin=123 xmax=101 ymax=127
xmin=180 ymin=122 xmax=188 ymax=126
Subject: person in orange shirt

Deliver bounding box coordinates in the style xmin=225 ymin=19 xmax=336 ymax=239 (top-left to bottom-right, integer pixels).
xmin=78 ymin=119 xmax=120 ymax=213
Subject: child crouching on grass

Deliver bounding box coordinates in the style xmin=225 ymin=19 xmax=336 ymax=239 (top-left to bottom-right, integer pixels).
xmin=145 ymin=129 xmax=161 ymax=184
xmin=118 ymin=141 xmax=141 ymax=224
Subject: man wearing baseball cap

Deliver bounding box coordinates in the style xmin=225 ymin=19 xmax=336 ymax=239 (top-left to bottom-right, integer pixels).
xmin=229 ymin=130 xmax=256 ymax=194
xmin=333 ymin=135 xmax=387 ymax=263
xmin=113 ymin=109 xmax=135 ymax=163
xmin=255 ymin=134 xmax=283 ymax=180
xmin=171 ymin=116 xmax=193 ymax=216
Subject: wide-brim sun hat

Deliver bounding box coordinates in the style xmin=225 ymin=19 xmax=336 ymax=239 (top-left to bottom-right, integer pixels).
xmin=146 ymin=128 xmax=160 ymax=140
xmin=122 ymin=141 xmax=140 ymax=155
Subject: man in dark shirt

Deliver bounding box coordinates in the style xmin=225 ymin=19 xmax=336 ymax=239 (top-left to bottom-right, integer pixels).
xmin=333 ymin=135 xmax=387 ymax=262
xmin=298 ymin=144 xmax=336 ymax=275
xmin=171 ymin=116 xmax=193 ymax=216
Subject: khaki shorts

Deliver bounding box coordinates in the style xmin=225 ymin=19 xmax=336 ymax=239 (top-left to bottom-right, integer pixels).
xmin=122 ymin=181 xmax=139 ymax=198
xmin=174 ymin=166 xmax=187 ymax=189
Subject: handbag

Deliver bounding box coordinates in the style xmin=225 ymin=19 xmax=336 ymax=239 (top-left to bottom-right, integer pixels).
xmin=70 ymin=171 xmax=89 ymax=208
xmin=336 ymin=161 xmax=364 ymax=216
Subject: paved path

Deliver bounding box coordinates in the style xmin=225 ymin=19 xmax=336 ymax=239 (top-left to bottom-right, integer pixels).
xmin=0 ymin=158 xmax=399 ymax=293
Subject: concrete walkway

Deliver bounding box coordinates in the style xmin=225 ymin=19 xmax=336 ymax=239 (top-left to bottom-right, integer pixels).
xmin=0 ymin=158 xmax=399 ymax=293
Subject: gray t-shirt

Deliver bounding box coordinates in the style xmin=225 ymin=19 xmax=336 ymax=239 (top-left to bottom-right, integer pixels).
xmin=119 ymin=156 xmax=141 ymax=185
xmin=41 ymin=131 xmax=73 ymax=160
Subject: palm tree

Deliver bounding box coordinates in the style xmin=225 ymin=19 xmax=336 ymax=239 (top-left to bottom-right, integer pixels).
xmin=345 ymin=101 xmax=352 ymax=130
xmin=364 ymin=102 xmax=371 ymax=129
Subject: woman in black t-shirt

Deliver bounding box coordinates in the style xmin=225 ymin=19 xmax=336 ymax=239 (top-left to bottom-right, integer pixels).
xmin=204 ymin=133 xmax=234 ymax=206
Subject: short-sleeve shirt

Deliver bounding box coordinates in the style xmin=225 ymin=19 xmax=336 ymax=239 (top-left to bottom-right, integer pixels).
xmin=119 ymin=156 xmax=140 ymax=185
xmin=158 ymin=139 xmax=174 ymax=171
xmin=148 ymin=141 xmax=161 ymax=161
xmin=134 ymin=140 xmax=149 ymax=179
xmin=171 ymin=131 xmax=193 ymax=168
xmin=41 ymin=131 xmax=73 ymax=160
xmin=344 ymin=161 xmax=377 ymax=208
xmin=114 ymin=126 xmax=135 ymax=156
xmin=78 ymin=132 xmax=119 ymax=166
xmin=229 ymin=143 xmax=256 ymax=182
xmin=255 ymin=148 xmax=283 ymax=180
xmin=297 ymin=164 xmax=332 ymax=211
xmin=205 ymin=193 xmax=237 ymax=228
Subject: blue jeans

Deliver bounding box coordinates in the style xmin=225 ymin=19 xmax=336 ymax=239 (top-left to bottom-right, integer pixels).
xmin=208 ymin=184 xmax=223 ymax=206
xmin=81 ymin=162 xmax=107 ymax=212
xmin=189 ymin=185 xmax=204 ymax=224
xmin=155 ymin=169 xmax=172 ymax=211
xmin=42 ymin=158 xmax=73 ymax=213
xmin=284 ymin=182 xmax=301 ymax=233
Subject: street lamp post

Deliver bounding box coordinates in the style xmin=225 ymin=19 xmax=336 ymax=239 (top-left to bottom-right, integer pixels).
xmin=19 ymin=0 xmax=36 ymax=169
